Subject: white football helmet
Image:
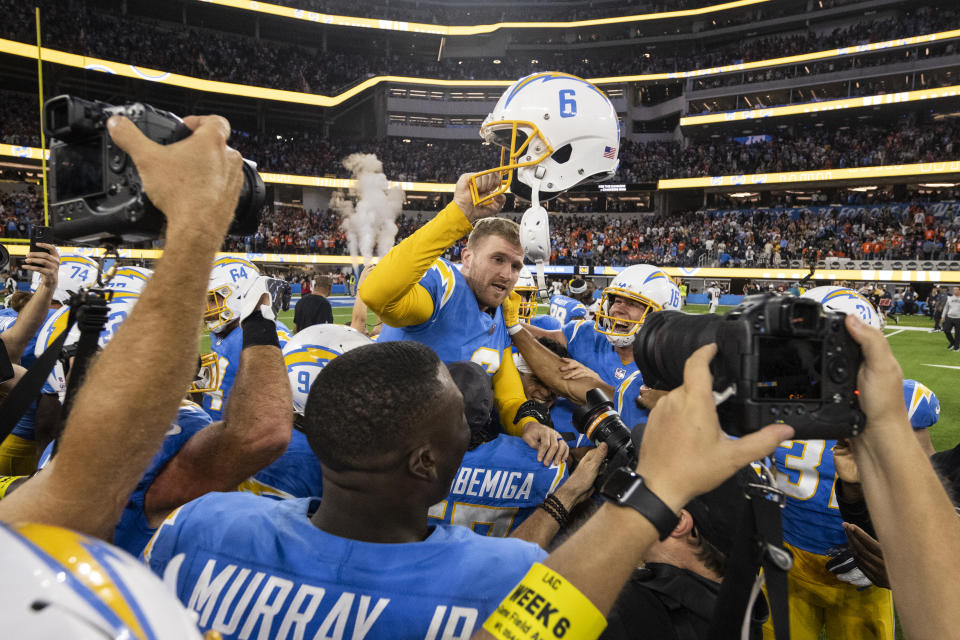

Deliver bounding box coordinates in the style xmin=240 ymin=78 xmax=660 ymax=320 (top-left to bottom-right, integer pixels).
xmin=31 ymin=253 xmax=99 ymax=303
xmin=103 ymin=266 xmax=153 ymax=297
xmin=204 ymin=257 xmax=260 ymax=334
xmin=0 ymin=522 xmax=208 ymax=639
xmin=595 ymin=265 xmax=682 ymax=348
xmin=471 ymin=71 xmax=620 ymax=206
xmin=801 ymin=286 xmax=882 ymax=330
xmin=283 ymin=324 xmax=373 ymax=414
xmin=514 ymin=266 xmax=538 ymax=321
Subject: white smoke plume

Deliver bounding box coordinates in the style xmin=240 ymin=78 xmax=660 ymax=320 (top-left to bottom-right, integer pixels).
xmin=332 ymin=153 xmax=404 ymax=272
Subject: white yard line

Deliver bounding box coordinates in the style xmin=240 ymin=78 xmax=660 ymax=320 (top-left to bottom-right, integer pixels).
xmin=884 ymin=329 xmax=905 ymax=338
xmin=922 ymin=364 xmax=960 ymax=371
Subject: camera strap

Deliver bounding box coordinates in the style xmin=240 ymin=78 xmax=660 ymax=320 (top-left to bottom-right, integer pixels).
xmin=707 ymin=462 xmax=793 ymax=640
xmin=0 ymin=306 xmax=78 ymax=443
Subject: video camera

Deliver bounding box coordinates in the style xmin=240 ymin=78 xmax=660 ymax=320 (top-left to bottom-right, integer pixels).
xmin=634 ymin=293 xmax=864 ymax=440
xmin=43 ymin=95 xmax=265 ymax=243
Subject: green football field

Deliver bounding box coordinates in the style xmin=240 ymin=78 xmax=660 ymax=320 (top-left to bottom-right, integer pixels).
xmin=207 ymin=300 xmax=958 ymax=455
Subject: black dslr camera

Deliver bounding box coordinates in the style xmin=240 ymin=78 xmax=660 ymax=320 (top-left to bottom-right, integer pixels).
xmin=43 ymin=95 xmax=265 ymax=243
xmin=634 ymin=294 xmax=864 ymax=440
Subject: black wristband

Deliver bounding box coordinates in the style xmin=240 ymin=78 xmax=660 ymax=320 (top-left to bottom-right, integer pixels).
xmin=543 ymin=494 xmax=570 ymax=523
xmin=538 ymin=501 xmax=568 ymax=528
xmin=241 ymin=310 xmax=280 ymax=349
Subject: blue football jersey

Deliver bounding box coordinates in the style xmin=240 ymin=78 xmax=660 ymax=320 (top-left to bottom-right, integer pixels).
xmin=429 ymin=434 xmax=567 ymax=536
xmin=529 ymin=314 xmax=562 ymax=331
xmin=549 ymin=294 xmax=587 ymax=324
xmin=551 ymin=398 xmax=580 ymax=443
xmin=773 ymin=439 xmax=844 ymax=555
xmin=144 ymin=492 xmax=547 ymax=640
xmin=203 ymin=320 xmax=291 ymax=420
xmin=613 ymin=371 xmax=650 ymax=431
xmin=239 ymin=429 xmax=323 ymax=500
xmin=562 ymin=319 xmax=637 ymax=388
xmin=775 ymin=380 xmax=941 ymax=555
xmin=113 ymin=401 xmax=214 ymax=556
xmin=378 ymin=259 xmax=512 ymax=375
xmin=9 ymin=308 xmax=64 ymax=440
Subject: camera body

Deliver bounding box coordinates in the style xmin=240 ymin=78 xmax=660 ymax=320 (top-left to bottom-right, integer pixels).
xmin=43 ymin=95 xmax=265 ymax=243
xmin=636 ymin=294 xmax=865 ymax=440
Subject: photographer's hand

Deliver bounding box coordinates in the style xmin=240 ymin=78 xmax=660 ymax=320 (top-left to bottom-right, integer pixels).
xmin=844 ymin=314 xmax=960 ymax=639
xmin=1 ymin=244 xmax=60 ymax=362
xmin=107 ymin=114 xmax=243 ymax=246
xmin=638 ymin=344 xmax=794 ymax=511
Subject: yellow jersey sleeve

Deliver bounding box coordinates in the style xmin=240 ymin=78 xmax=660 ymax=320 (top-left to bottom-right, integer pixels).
xmin=359 ymin=202 xmax=474 ymax=327
xmin=492 ymin=346 xmax=536 ymax=437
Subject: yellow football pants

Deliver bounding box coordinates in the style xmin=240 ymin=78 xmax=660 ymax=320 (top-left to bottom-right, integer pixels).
xmin=0 ymin=434 xmax=38 ymax=476
xmin=763 ymin=543 xmax=893 ymax=640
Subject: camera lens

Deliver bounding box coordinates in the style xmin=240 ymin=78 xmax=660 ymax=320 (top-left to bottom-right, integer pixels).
xmin=633 ymin=311 xmax=722 ymax=391
xmin=231 ymin=159 xmax=267 ymax=236
xmin=573 ymin=389 xmax=636 ymax=466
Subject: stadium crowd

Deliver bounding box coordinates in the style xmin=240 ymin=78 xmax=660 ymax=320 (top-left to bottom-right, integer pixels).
xmin=0 ymin=108 xmax=958 ymax=640
xmin=4 ymin=89 xmax=958 ymax=182
xmin=213 ymin=197 xmax=960 ymax=270
xmin=0 ymin=0 xmax=956 ymax=95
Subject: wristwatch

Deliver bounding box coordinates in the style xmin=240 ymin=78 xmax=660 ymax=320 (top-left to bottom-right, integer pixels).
xmin=600 ymin=467 xmax=679 ymax=540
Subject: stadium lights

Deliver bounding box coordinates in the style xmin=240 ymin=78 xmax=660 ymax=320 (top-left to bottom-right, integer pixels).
xmin=920 ymin=182 xmax=958 ymax=187
xmin=189 ymin=0 xmax=772 ymax=36
xmin=681 ymin=83 xmax=960 ymax=127
xmin=3 ymin=26 xmax=960 ymax=109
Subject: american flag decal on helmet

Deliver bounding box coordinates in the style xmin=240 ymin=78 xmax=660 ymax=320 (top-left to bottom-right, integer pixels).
xmin=603 ymin=146 xmax=616 ymax=159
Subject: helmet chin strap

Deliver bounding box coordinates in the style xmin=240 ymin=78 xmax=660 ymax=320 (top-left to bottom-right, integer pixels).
xmin=519 ymin=180 xmax=550 ymax=300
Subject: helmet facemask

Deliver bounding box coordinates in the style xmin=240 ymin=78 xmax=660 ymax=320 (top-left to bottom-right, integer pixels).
xmin=594 ymin=290 xmax=661 ymax=347
xmin=514 ymin=286 xmax=538 ymax=321
xmin=469 ymin=120 xmax=553 ymax=206
xmin=190 ymin=351 xmax=221 ymax=393
xmin=204 ymin=285 xmax=236 ymax=333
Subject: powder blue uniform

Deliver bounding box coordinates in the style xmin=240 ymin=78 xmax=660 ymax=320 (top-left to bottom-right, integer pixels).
xmin=113 ymin=402 xmax=214 ymax=557
xmin=613 ymin=371 xmax=650 ymax=431
xmin=774 ymin=379 xmax=940 ymax=555
xmin=7 ymin=308 xmax=63 ymax=440
xmin=240 ymin=429 xmax=323 ymax=500
xmin=144 ymin=492 xmax=547 ymax=640
xmin=203 ymin=320 xmax=292 ymax=420
xmin=563 ymin=319 xmax=637 ymax=388
xmin=529 ymin=314 xmax=562 ymax=331
xmin=429 ymin=434 xmax=567 ymax=536
xmin=378 ymin=259 xmax=512 ymax=375
xmin=549 ymin=294 xmax=587 ymax=324
xmin=551 ymin=398 xmax=580 ymax=443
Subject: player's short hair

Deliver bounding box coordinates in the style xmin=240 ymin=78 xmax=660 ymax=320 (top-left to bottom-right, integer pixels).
xmin=466 ymin=217 xmax=521 ymax=252
xmin=302 ymin=341 xmax=446 ymax=471
xmin=7 ymin=291 xmax=32 ymax=312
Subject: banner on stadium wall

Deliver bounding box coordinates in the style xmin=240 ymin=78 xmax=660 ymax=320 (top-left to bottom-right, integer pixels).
xmin=594 ymin=265 xmax=960 ymax=282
